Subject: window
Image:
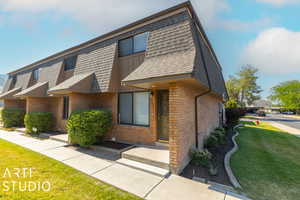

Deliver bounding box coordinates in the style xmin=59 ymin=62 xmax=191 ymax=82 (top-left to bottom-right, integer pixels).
xmin=119 ymin=38 xmax=133 ymax=57
xmin=33 ymin=68 xmax=40 ymax=81
xmin=118 ymin=92 xmax=150 ymax=126
xmin=118 ymin=32 xmax=149 ymax=57
xmin=63 ymin=96 xmax=69 ymax=120
xmin=64 ymin=56 xmax=77 ymax=71
xmin=12 ymin=76 xmax=17 ymax=86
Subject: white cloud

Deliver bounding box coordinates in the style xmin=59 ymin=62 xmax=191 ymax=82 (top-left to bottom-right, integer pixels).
xmin=256 ymin=0 xmax=300 ymax=6
xmin=217 ymin=17 xmax=273 ymax=32
xmin=0 ymin=0 xmax=271 ymax=33
xmin=191 ymin=0 xmax=229 ymax=27
xmin=0 ymin=0 xmax=186 ymax=32
xmin=192 ymin=0 xmax=272 ymax=32
xmin=242 ymin=27 xmax=300 ymax=75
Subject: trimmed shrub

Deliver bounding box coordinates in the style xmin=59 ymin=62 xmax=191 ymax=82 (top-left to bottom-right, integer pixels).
xmin=226 ymin=108 xmax=246 ymax=125
xmin=215 ymin=127 xmax=225 ymax=133
xmin=214 ymin=129 xmax=226 ymax=145
xmin=225 ymin=99 xmax=238 ymax=109
xmin=1 ymin=108 xmax=25 ymax=128
xmin=67 ymin=109 xmax=112 ymax=147
xmin=204 ymin=135 xmax=219 ymax=149
xmin=190 ymin=149 xmax=212 ymax=167
xmin=25 ymin=112 xmax=53 ymax=134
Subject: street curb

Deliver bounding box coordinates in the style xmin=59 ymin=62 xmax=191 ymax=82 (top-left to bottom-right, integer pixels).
xmin=224 ymin=124 xmax=242 ymax=189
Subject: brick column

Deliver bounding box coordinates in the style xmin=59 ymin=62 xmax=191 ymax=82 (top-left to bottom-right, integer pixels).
xmin=169 ymin=84 xmax=198 ymax=174
xmin=169 ymin=83 xmax=183 ymax=174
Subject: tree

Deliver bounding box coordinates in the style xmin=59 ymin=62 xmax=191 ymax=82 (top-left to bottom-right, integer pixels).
xmin=238 ymin=65 xmax=262 ymax=106
xmin=225 ymin=99 xmax=238 ymax=109
xmin=226 ymin=65 xmax=262 ymax=107
xmin=269 ymin=80 xmax=300 ymax=112
xmin=226 ymin=75 xmax=240 ymax=102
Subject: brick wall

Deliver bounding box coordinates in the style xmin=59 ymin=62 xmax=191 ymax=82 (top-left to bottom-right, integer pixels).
xmin=196 ymin=94 xmax=221 ymax=148
xmin=109 ymin=90 xmax=157 ymax=145
xmin=169 ymin=83 xmax=221 ymax=174
xmin=68 ymin=92 xmax=157 ymax=145
xmin=4 ymin=99 xmax=26 ymax=110
xmin=26 ymin=97 xmax=66 ymax=132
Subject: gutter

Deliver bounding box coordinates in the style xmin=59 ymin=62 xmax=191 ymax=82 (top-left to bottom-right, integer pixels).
xmin=191 ymin=14 xmax=212 ymax=149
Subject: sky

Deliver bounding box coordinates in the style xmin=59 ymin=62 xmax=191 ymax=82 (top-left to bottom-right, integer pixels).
xmin=0 ymin=0 xmax=300 ymax=98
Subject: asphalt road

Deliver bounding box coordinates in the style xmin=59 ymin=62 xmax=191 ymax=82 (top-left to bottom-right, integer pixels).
xmin=263 ymin=114 xmax=300 ymax=130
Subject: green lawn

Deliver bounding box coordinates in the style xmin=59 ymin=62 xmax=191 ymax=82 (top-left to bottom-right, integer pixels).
xmin=231 ymin=121 xmax=300 ymax=200
xmin=0 ymin=139 xmax=140 ymax=200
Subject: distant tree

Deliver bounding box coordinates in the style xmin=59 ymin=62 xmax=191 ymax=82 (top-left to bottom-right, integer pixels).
xmin=226 ymin=65 xmax=262 ymax=107
xmin=226 ymin=75 xmax=240 ymax=102
xmin=238 ymin=65 xmax=262 ymax=106
xmin=269 ymin=80 xmax=300 ymax=112
xmin=225 ymin=99 xmax=238 ymax=109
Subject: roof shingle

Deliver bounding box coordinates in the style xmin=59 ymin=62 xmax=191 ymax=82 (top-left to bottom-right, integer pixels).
xmin=0 ymin=87 xmax=21 ymax=99
xmin=48 ymin=72 xmax=94 ymax=94
xmin=14 ymin=82 xmax=48 ymax=98
xmin=123 ymin=50 xmax=195 ymax=83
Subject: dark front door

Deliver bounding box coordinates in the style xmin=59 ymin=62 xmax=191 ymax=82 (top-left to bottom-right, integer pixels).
xmin=157 ymin=90 xmax=169 ymax=141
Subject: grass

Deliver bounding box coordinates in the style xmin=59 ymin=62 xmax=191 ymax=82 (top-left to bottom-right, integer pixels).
xmin=0 ymin=139 xmax=141 ymax=200
xmin=231 ymin=121 xmax=300 ymax=200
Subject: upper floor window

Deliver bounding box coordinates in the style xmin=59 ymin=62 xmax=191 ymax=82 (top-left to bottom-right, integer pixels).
xmin=118 ymin=32 xmax=149 ymax=57
xmin=33 ymin=68 xmax=40 ymax=81
xmin=64 ymin=56 xmax=77 ymax=71
xmin=12 ymin=76 xmax=17 ymax=86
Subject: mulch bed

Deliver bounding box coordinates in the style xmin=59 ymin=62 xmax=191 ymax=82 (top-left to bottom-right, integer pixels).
xmin=181 ymin=127 xmax=235 ymax=186
xmin=95 ymin=141 xmax=133 ymax=150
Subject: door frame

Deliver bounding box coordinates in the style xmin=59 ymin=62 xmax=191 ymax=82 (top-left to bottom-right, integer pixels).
xmin=156 ymin=90 xmax=169 ymax=142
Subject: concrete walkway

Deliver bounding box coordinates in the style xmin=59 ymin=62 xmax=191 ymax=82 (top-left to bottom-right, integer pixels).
xmin=0 ymin=130 xmax=247 ymax=200
xmin=268 ymin=121 xmax=300 ymax=137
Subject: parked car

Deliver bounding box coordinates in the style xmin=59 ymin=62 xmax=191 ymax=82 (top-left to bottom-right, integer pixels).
xmin=257 ymin=110 xmax=266 ymax=117
xmin=282 ymin=111 xmax=295 ymax=115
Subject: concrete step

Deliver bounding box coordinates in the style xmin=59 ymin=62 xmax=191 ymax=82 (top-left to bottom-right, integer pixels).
xmin=117 ymin=158 xmax=170 ymax=177
xmin=49 ymin=134 xmax=69 ymax=144
xmin=122 ymin=151 xmax=169 ymax=170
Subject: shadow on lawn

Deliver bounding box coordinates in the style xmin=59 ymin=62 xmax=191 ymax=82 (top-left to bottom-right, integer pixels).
xmin=240 ymin=121 xmax=255 ymax=126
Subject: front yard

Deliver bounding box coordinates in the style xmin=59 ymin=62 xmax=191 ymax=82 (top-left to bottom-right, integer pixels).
xmin=0 ymin=139 xmax=140 ymax=200
xmin=231 ymin=121 xmax=300 ymax=200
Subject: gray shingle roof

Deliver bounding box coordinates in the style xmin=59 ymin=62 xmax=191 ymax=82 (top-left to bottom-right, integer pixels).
xmin=74 ymin=43 xmax=117 ymax=92
xmin=48 ymin=72 xmax=94 ymax=94
xmin=39 ymin=62 xmax=63 ymax=88
xmin=193 ymin=27 xmax=227 ymax=97
xmin=0 ymin=87 xmax=21 ymax=99
xmin=146 ymin=20 xmax=194 ymax=58
xmin=2 ymin=78 xmax=12 ymax=93
xmin=15 ymin=72 xmax=32 ymax=90
xmin=14 ymin=82 xmax=48 ymax=97
xmin=123 ymin=50 xmax=195 ymax=83
xmin=123 ymin=19 xmax=196 ymax=83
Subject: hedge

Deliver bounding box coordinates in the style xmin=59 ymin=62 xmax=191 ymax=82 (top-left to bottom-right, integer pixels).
xmin=24 ymin=112 xmax=53 ymax=134
xmin=1 ymin=108 xmax=25 ymax=128
xmin=226 ymin=108 xmax=246 ymax=125
xmin=67 ymin=109 xmax=112 ymax=147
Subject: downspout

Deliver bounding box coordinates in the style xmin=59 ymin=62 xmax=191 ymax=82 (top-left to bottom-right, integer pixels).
xmin=192 ymin=16 xmax=213 ymax=149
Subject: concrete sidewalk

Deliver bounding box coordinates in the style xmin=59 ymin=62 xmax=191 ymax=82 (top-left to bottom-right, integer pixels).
xmin=268 ymin=121 xmax=300 ymax=137
xmin=0 ymin=130 xmax=247 ymax=200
